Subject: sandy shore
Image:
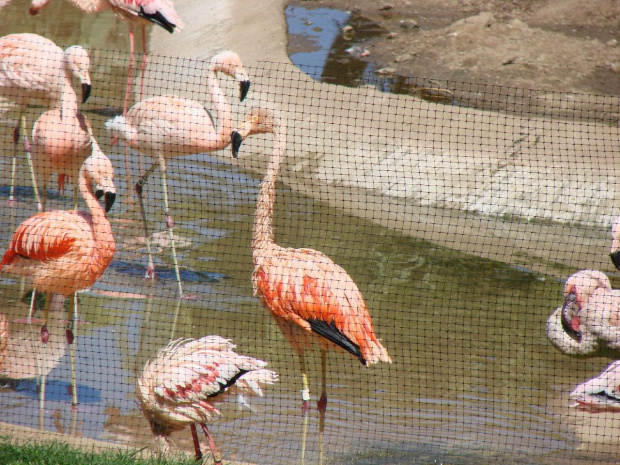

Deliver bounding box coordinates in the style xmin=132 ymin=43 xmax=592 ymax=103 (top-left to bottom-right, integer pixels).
xmin=143 ymin=0 xmax=620 ymax=281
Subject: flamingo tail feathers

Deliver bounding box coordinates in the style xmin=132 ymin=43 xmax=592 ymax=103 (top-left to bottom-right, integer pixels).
xmin=307 ymin=318 xmax=366 ymax=365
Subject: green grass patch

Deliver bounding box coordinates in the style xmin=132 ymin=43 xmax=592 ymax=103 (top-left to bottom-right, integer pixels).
xmin=0 ymin=436 xmax=197 ymax=465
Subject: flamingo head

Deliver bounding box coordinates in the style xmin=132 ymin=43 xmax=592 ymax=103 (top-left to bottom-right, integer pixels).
xmin=231 ymin=107 xmax=282 ymax=158
xmin=64 ymin=46 xmax=92 ymax=103
xmin=209 ymin=50 xmax=251 ymax=101
xmin=561 ymin=291 xmax=582 ymax=341
xmin=83 ymin=142 xmax=116 ymax=212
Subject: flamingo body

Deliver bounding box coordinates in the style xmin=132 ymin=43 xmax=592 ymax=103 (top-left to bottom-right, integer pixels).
xmin=137 ymin=335 xmax=277 ymax=460
xmin=570 ymin=360 xmax=620 ymax=412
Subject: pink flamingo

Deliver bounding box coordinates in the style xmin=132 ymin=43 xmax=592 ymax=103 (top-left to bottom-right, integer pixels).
xmin=546 ymin=269 xmax=620 ymax=355
xmin=0 ymin=33 xmax=92 ymax=210
xmin=610 ymin=214 xmax=620 ymax=270
xmin=569 ymin=360 xmax=620 ymax=412
xmin=136 ymin=335 xmax=278 ymax=463
xmin=0 ymin=161 xmax=116 ymax=406
xmin=0 ymin=313 xmax=7 ymax=372
xmin=28 ymin=0 xmax=183 ymax=114
xmin=231 ymin=107 xmax=391 ymax=461
xmin=105 ymin=50 xmax=250 ymax=297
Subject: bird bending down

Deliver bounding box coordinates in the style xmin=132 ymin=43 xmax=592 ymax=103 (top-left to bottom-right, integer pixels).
xmin=546 ymin=269 xmax=620 ymax=355
xmin=569 ymin=360 xmax=620 ymax=412
xmin=136 ymin=335 xmax=277 ymax=463
xmin=105 ymin=50 xmax=250 ymax=297
xmin=0 ymin=161 xmax=116 ymax=406
xmin=232 ymin=107 xmax=391 ymax=461
xmin=0 ymin=33 xmax=92 ymax=209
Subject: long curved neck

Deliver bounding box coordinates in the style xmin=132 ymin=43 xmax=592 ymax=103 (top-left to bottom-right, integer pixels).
xmin=206 ymin=67 xmax=234 ymax=149
xmin=58 ymin=58 xmax=79 ymax=115
xmin=78 ymin=168 xmax=107 ymax=233
xmin=252 ymin=126 xmax=286 ymax=252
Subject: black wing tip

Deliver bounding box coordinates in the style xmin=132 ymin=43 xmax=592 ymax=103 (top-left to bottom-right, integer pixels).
xmin=307 ymin=318 xmax=366 ymax=365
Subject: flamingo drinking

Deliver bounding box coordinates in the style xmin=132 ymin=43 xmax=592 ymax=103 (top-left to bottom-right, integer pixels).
xmin=105 ymin=50 xmax=250 ymax=297
xmin=231 ymin=107 xmax=391 ymax=461
xmin=136 ymin=335 xmax=278 ymax=463
xmin=0 ymin=33 xmax=92 ymax=209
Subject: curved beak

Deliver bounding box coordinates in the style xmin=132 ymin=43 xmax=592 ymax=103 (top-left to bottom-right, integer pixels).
xmin=231 ymin=131 xmax=243 ymax=158
xmin=561 ymin=291 xmax=582 ymax=342
xmin=239 ymin=80 xmax=251 ymax=102
xmin=104 ymin=191 xmax=117 ymax=213
xmin=81 ymin=83 xmax=92 ymax=103
xmin=611 ymin=251 xmax=620 ymax=271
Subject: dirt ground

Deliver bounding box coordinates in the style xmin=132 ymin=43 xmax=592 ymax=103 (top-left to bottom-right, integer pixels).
xmin=289 ymin=0 xmax=620 ymax=97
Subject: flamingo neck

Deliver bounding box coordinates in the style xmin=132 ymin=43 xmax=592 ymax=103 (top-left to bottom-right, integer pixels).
xmin=205 ymin=68 xmax=234 ymax=149
xmin=253 ymin=127 xmax=286 ymax=252
xmin=79 ymin=169 xmax=106 ymax=229
xmin=58 ymin=59 xmax=80 ymax=115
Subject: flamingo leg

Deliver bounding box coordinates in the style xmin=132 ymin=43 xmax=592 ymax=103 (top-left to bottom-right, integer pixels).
xmin=28 ymin=289 xmax=36 ymax=323
xmin=66 ymin=293 xmax=79 ymax=408
xmin=199 ymin=423 xmax=222 ymax=465
xmin=39 ymin=294 xmax=51 ymax=425
xmin=9 ymin=123 xmax=18 ymax=202
xmin=299 ymin=351 xmax=310 ymax=464
xmin=122 ymin=25 xmax=136 ymax=198
xmin=19 ymin=113 xmax=42 ymax=211
xmin=318 ymin=349 xmax=328 ymax=465
xmin=136 ymin=161 xmax=159 ymax=279
xmin=158 ymin=156 xmax=183 ymax=297
xmin=190 ymin=423 xmax=203 ymax=461
xmin=138 ymin=24 xmax=147 ymax=175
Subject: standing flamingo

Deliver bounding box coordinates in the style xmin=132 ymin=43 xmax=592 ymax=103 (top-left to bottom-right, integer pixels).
xmin=546 ymin=269 xmax=620 ymax=355
xmin=0 ymin=161 xmax=116 ymax=406
xmin=231 ymin=107 xmax=391 ymax=461
xmin=137 ymin=335 xmax=278 ymax=463
xmin=569 ymin=360 xmax=620 ymax=412
xmin=0 ymin=33 xmax=92 ymax=209
xmin=105 ymin=50 xmax=250 ymax=297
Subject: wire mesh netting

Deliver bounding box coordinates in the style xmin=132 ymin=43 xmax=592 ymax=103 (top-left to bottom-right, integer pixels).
xmin=1 ymin=26 xmax=620 ymax=465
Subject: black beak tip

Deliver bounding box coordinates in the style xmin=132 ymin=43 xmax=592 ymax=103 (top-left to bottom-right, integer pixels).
xmin=95 ymin=189 xmax=104 ymax=201
xmin=231 ymin=131 xmax=243 ymax=158
xmin=611 ymin=251 xmax=620 ymax=271
xmin=239 ymin=80 xmax=251 ymax=102
xmin=81 ymin=83 xmax=92 ymax=103
xmin=104 ymin=192 xmax=116 ymax=213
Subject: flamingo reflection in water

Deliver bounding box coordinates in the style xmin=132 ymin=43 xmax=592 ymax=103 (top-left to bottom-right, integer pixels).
xmin=137 ymin=335 xmax=277 ymax=463
xmin=231 ymin=107 xmax=392 ymax=462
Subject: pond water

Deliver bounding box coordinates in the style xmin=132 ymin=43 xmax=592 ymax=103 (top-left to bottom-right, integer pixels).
xmin=0 ymin=2 xmax=618 ymax=464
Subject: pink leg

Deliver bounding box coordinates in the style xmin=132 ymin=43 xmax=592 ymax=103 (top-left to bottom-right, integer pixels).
xmin=138 ymin=24 xmax=147 ymax=174
xmin=123 ymin=25 xmax=136 ymax=199
xmin=200 ymin=423 xmax=222 ymax=464
xmin=190 ymin=424 xmax=203 ymax=462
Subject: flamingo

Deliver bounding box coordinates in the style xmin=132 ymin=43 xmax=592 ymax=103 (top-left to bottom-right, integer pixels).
xmin=610 ymin=214 xmax=620 ymax=270
xmin=569 ymin=360 xmax=620 ymax=412
xmin=0 ymin=312 xmax=7 ymax=372
xmin=231 ymin=107 xmax=391 ymax=461
xmin=0 ymin=33 xmax=92 ymax=210
xmin=136 ymin=335 xmax=278 ymax=463
xmin=0 ymin=161 xmax=116 ymax=406
xmin=105 ymin=50 xmax=250 ymax=297
xmin=546 ymin=269 xmax=620 ymax=355
xmin=28 ymin=0 xmax=183 ymax=114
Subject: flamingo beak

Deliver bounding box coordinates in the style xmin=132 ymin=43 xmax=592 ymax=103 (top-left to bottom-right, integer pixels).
xmin=561 ymin=291 xmax=582 ymax=342
xmin=611 ymin=251 xmax=620 ymax=271
xmin=239 ymin=80 xmax=250 ymax=102
xmin=231 ymin=131 xmax=243 ymax=158
xmin=81 ymin=83 xmax=92 ymax=103
xmin=104 ymin=191 xmax=116 ymax=213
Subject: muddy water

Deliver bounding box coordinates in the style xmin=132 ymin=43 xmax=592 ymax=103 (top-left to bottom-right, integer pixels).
xmin=0 ymin=2 xmax=618 ymax=464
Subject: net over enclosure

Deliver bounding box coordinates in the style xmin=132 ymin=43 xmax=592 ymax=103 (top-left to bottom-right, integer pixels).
xmin=1 ymin=43 xmax=620 ymax=465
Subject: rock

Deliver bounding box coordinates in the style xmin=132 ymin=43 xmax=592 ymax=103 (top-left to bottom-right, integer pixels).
xmin=399 ymin=19 xmax=419 ymax=29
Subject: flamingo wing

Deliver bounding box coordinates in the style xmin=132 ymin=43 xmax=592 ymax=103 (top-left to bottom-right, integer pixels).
xmin=0 ymin=36 xmax=55 ymax=96
xmin=1 ymin=210 xmax=85 ymax=267
xmin=107 ymin=0 xmax=184 ymax=31
xmin=253 ymin=247 xmax=382 ymax=364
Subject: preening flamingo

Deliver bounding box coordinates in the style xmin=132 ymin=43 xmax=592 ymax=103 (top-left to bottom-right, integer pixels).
xmin=28 ymin=0 xmax=183 ymax=115
xmin=0 ymin=33 xmax=92 ymax=210
xmin=546 ymin=269 xmax=620 ymax=355
xmin=105 ymin=50 xmax=250 ymax=297
xmin=0 ymin=161 xmax=116 ymax=406
xmin=136 ymin=335 xmax=278 ymax=463
xmin=231 ymin=107 xmax=391 ymax=461
xmin=569 ymin=360 xmax=620 ymax=412
xmin=610 ymin=214 xmax=620 ymax=270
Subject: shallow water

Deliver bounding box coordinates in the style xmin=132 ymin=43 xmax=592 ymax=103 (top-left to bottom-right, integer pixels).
xmin=0 ymin=2 xmax=618 ymax=464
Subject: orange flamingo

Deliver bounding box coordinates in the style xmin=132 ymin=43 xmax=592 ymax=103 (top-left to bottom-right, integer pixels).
xmin=231 ymin=107 xmax=391 ymax=460
xmin=569 ymin=360 xmax=620 ymax=412
xmin=105 ymin=50 xmax=250 ymax=297
xmin=0 ymin=161 xmax=116 ymax=406
xmin=546 ymin=269 xmax=620 ymax=355
xmin=28 ymin=0 xmax=183 ymax=114
xmin=0 ymin=33 xmax=92 ymax=209
xmin=610 ymin=214 xmax=620 ymax=270
xmin=137 ymin=335 xmax=278 ymax=463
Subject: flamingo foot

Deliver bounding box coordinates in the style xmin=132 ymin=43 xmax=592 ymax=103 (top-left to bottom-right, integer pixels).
xmin=41 ymin=325 xmax=49 ymax=345
xmin=145 ymin=263 xmax=156 ymax=279
xmin=301 ymin=400 xmax=311 ymax=416
xmin=317 ymin=394 xmax=327 ymax=414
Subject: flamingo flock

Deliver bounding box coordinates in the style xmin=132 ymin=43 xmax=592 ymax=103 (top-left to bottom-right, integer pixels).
xmin=0 ymin=4 xmax=392 ymax=463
